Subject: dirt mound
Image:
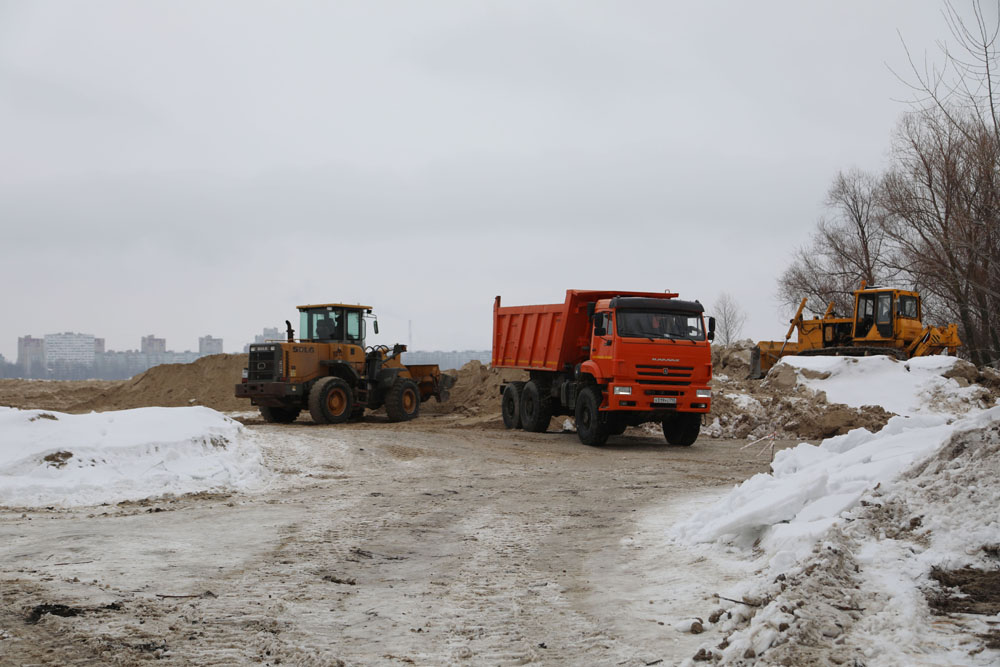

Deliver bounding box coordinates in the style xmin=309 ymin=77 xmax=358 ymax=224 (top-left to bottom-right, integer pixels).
xmin=0 ymin=379 xmax=122 ymax=412
xmin=707 ymin=374 xmax=893 ymax=441
xmin=68 ymin=354 xmax=248 ymax=413
xmin=423 ymin=361 xmax=527 ymax=420
xmin=711 ymin=339 xmax=755 ymax=378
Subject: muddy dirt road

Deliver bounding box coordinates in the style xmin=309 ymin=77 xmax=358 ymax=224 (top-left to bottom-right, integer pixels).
xmin=0 ymin=416 xmax=796 ymax=665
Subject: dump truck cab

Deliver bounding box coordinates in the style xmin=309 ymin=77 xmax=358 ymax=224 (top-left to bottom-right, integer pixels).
xmin=582 ymin=296 xmax=713 ymax=414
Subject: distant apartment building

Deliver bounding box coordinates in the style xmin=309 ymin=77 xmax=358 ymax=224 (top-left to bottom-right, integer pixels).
xmin=8 ymin=331 xmax=224 ymax=380
xmin=141 ymin=335 xmax=166 ymax=355
xmin=199 ymin=335 xmax=224 ymax=355
xmin=244 ymin=327 xmax=283 ymax=352
xmin=17 ymin=336 xmax=45 ymax=376
xmin=44 ymin=332 xmax=97 ymax=366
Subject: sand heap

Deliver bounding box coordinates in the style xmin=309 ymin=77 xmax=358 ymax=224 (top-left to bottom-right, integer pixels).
xmin=0 ymin=379 xmax=122 ymax=413
xmin=423 ymin=360 xmax=527 ymax=420
xmin=0 ymin=354 xmax=252 ymax=414
xmin=68 ymin=354 xmax=250 ymax=413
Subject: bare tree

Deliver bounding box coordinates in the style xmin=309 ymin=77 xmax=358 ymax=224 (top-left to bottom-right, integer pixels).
xmin=777 ymin=169 xmax=894 ymax=317
xmin=713 ymin=292 xmax=747 ymax=347
xmin=882 ymin=110 xmax=1000 ymax=364
xmin=886 ymin=1 xmax=1000 ymax=364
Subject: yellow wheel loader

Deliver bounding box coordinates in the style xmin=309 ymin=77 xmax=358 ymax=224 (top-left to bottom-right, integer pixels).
xmin=751 ymin=283 xmax=962 ymax=378
xmin=236 ymin=303 xmax=455 ymax=424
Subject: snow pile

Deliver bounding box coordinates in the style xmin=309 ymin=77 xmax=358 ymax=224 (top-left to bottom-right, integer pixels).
xmin=779 ymin=355 xmax=990 ymax=416
xmin=674 ymin=410 xmax=988 ymax=570
xmin=675 ymin=409 xmax=1000 ymax=665
xmin=842 ymin=420 xmax=1000 ymax=663
xmin=0 ymin=406 xmax=269 ymax=507
xmin=671 ymin=353 xmax=1000 ymax=664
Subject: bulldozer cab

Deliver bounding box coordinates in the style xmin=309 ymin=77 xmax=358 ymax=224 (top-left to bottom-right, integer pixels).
xmin=297 ymin=303 xmax=372 ymax=346
xmin=852 ymin=288 xmax=921 ymax=341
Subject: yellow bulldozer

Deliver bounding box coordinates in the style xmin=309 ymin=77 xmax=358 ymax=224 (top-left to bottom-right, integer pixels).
xmin=236 ymin=303 xmax=455 ymax=424
xmin=750 ymin=283 xmax=962 ymax=379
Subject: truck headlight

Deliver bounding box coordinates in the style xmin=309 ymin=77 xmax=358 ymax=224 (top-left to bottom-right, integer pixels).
xmin=613 ymin=386 xmax=632 ymax=395
xmin=696 ymin=389 xmax=712 ymax=398
xmin=241 ymin=368 xmax=248 ymax=379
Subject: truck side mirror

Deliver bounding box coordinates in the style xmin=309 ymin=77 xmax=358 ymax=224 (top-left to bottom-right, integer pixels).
xmin=373 ymin=319 xmax=379 ymax=335
xmin=708 ymin=316 xmax=716 ymax=341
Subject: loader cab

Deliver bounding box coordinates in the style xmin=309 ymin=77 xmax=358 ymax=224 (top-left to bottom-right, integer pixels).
xmin=297 ymin=303 xmax=371 ymax=346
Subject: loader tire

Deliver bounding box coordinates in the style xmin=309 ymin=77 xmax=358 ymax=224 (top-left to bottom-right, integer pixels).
xmin=501 ymin=381 xmax=525 ymax=429
xmin=662 ymin=413 xmax=700 ymax=447
xmin=386 ymin=378 xmax=420 ymax=422
xmin=575 ymin=385 xmax=609 ymax=446
xmin=259 ymin=406 xmax=301 ymax=424
xmin=519 ymin=380 xmax=552 ymax=433
xmin=309 ymin=377 xmax=354 ymax=425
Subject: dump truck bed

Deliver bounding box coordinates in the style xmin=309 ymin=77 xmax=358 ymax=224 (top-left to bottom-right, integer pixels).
xmin=492 ymin=290 xmax=681 ymax=372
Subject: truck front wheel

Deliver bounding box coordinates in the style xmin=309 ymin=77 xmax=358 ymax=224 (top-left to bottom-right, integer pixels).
xmin=501 ymin=381 xmax=525 ymax=429
xmin=386 ymin=378 xmax=420 ymax=422
xmin=575 ymin=385 xmax=609 ymax=446
xmin=662 ymin=413 xmax=700 ymax=446
xmin=309 ymin=377 xmax=354 ymax=425
xmin=519 ymin=380 xmax=552 ymax=432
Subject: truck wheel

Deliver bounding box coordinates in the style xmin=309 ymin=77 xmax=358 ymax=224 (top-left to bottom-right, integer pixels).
xmin=575 ymin=385 xmax=609 ymax=446
xmin=519 ymin=380 xmax=552 ymax=433
xmin=309 ymin=377 xmax=354 ymax=425
xmin=386 ymin=378 xmax=420 ymax=422
xmin=259 ymin=406 xmax=301 ymax=424
xmin=501 ymin=381 xmax=525 ymax=429
xmin=662 ymin=413 xmax=700 ymax=446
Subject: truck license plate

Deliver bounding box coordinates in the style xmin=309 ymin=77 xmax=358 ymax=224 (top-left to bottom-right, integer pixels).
xmin=653 ymin=397 xmax=676 ymax=405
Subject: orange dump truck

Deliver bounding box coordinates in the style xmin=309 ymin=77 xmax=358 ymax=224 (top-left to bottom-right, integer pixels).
xmin=493 ymin=290 xmax=714 ymax=446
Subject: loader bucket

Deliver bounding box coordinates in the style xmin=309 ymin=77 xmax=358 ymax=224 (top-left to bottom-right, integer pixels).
xmin=404 ymin=364 xmax=457 ymax=403
xmin=436 ymin=372 xmax=457 ymax=403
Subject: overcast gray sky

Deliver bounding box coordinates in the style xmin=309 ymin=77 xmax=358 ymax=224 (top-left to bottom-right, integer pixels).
xmin=0 ymin=1 xmax=970 ymax=359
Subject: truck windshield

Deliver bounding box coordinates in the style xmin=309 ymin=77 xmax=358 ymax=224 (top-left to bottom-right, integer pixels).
xmin=616 ymin=310 xmax=704 ymax=341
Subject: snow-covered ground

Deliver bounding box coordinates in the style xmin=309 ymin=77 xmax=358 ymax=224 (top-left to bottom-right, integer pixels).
xmin=782 ymin=355 xmax=988 ymax=416
xmin=672 ymin=355 xmax=1000 ymax=664
xmin=0 ymin=406 xmax=269 ymax=507
xmin=1 ymin=355 xmax=996 ymax=663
